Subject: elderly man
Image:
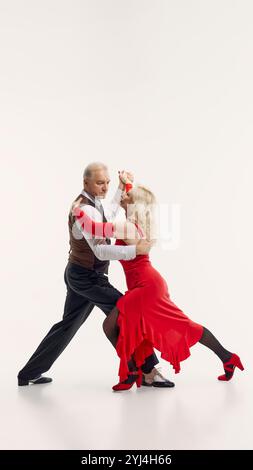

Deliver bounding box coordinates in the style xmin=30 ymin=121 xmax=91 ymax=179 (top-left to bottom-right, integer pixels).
xmin=17 ymin=163 xmax=174 ymax=388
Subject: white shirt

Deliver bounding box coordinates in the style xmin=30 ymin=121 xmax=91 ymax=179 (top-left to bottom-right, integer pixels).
xmin=73 ymin=189 xmax=136 ymax=261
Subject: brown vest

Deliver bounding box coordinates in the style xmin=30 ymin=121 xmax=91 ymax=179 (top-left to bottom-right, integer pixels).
xmin=68 ymin=193 xmax=111 ymax=273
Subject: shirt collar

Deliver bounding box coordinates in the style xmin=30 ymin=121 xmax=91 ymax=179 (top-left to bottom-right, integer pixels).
xmin=81 ymin=190 xmax=103 ymax=209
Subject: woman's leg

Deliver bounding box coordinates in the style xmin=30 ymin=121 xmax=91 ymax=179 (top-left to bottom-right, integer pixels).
xmin=103 ymin=307 xmax=175 ymax=387
xmin=102 ymin=307 xmax=119 ymax=349
xmin=199 ymin=326 xmax=234 ymax=378
xmin=103 ymin=307 xmax=138 ymax=375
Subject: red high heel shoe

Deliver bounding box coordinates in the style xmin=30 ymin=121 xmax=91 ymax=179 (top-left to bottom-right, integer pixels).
xmin=218 ymin=353 xmax=244 ymax=381
xmin=112 ymin=370 xmax=142 ymax=391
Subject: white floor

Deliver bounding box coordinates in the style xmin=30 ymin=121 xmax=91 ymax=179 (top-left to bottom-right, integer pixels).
xmin=1 ymin=350 xmax=252 ymax=450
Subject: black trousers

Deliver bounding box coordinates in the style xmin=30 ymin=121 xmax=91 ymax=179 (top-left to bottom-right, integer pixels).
xmin=18 ymin=262 xmax=159 ymax=380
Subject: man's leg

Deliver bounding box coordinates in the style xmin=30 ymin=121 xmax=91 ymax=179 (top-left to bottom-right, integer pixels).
xmin=18 ymin=263 xmax=159 ymax=383
xmin=18 ymin=263 xmax=124 ymax=383
xmin=18 ymin=265 xmax=94 ymax=382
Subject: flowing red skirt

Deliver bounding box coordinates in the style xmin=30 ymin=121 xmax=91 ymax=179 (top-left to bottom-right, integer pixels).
xmin=115 ymin=248 xmax=203 ymax=382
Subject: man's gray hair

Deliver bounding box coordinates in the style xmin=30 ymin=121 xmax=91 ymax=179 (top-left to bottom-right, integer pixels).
xmin=83 ymin=162 xmax=108 ymax=179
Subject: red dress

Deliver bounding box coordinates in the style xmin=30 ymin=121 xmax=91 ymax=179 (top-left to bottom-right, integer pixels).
xmin=72 ymin=207 xmax=204 ymax=382
xmin=115 ymin=239 xmax=204 ymax=382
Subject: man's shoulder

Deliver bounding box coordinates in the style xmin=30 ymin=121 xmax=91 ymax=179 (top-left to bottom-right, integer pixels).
xmin=69 ymin=194 xmax=90 ymax=212
xmin=69 ymin=198 xmax=102 ymax=221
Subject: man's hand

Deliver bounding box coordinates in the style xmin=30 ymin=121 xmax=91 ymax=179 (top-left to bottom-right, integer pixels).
xmin=136 ymin=239 xmax=153 ymax=255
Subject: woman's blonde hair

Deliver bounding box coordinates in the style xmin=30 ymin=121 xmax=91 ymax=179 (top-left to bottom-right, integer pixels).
xmin=127 ymin=184 xmax=157 ymax=241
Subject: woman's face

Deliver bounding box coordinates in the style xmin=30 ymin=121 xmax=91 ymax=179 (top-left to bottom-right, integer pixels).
xmin=120 ymin=191 xmax=134 ymax=211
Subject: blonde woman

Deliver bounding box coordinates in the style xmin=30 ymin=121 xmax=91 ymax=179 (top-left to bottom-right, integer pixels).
xmin=73 ymin=184 xmax=244 ymax=391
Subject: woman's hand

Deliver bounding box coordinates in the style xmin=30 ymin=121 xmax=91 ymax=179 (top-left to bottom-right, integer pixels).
xmin=136 ymin=239 xmax=153 ymax=255
xmin=118 ymin=170 xmax=134 ymax=190
xmin=125 ymin=171 xmax=134 ymax=183
xmin=71 ymin=197 xmax=82 ymax=216
xmin=72 ymin=205 xmax=115 ymax=238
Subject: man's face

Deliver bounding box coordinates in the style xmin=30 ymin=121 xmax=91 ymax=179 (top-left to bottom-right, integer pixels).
xmin=84 ymin=169 xmax=110 ymax=199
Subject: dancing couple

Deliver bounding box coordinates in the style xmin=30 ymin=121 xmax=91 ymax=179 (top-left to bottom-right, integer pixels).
xmin=18 ymin=163 xmax=244 ymax=390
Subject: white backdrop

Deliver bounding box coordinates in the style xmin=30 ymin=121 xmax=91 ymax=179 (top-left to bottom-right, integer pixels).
xmin=0 ymin=0 xmax=252 ymax=450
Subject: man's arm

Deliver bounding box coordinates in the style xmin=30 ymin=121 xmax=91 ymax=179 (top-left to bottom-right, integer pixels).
xmin=103 ymin=170 xmax=134 ymax=222
xmin=87 ymin=237 xmax=136 ymax=261
xmin=103 ymin=187 xmax=123 ymax=222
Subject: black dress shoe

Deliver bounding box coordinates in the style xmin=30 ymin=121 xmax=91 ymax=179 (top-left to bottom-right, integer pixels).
xmin=18 ymin=375 xmax=53 ymax=386
xmin=142 ymin=376 xmax=175 ymax=387
xmin=142 ymin=367 xmax=175 ymax=388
